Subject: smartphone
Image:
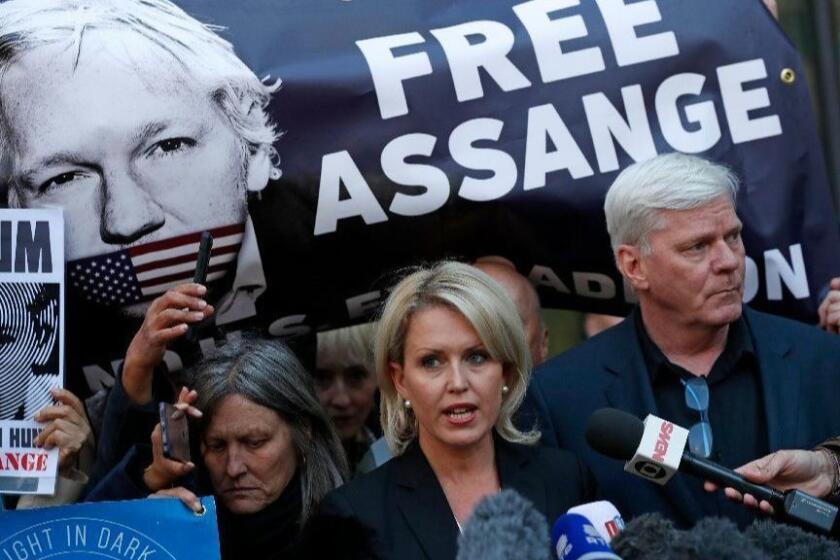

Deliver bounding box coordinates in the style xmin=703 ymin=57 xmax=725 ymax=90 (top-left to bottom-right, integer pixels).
xmin=185 ymin=231 xmax=213 ymax=344
xmin=193 ymin=231 xmax=214 ymax=285
xmin=159 ymin=402 xmax=191 ymax=463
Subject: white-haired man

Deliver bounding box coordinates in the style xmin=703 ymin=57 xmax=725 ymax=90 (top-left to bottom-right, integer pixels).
xmin=524 ymin=152 xmax=840 ymax=528
xmin=0 ymin=0 xmax=280 ymax=324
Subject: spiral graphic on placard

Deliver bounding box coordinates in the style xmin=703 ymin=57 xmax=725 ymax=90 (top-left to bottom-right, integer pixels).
xmin=0 ymin=283 xmax=60 ymax=420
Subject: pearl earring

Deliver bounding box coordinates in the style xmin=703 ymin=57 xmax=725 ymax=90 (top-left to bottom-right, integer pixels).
xmin=501 ymin=385 xmax=510 ymax=396
xmin=404 ymin=399 xmax=412 ymax=409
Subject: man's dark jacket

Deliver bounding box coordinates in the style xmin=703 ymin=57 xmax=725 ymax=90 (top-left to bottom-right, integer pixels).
xmin=522 ymin=307 xmax=840 ymax=528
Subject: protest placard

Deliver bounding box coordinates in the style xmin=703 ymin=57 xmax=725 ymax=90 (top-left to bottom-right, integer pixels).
xmin=0 ymin=209 xmax=63 ymax=494
xmin=0 ymin=496 xmax=220 ymax=559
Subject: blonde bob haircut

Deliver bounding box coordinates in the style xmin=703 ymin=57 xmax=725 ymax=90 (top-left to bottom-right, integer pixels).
xmin=375 ymin=261 xmax=540 ymax=455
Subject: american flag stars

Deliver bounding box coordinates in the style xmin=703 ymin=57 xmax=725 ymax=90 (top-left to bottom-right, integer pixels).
xmin=70 ymin=251 xmax=143 ymax=306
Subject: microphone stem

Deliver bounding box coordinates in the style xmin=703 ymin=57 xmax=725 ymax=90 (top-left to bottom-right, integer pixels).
xmin=680 ymin=453 xmax=785 ymax=508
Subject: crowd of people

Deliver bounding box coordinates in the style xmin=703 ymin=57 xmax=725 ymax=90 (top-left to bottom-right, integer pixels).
xmin=3 ymin=151 xmax=839 ymax=560
xmin=2 ymin=0 xmax=840 ymax=558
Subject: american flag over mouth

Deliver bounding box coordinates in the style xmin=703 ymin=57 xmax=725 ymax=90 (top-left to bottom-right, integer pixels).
xmin=67 ymin=224 xmax=245 ymax=306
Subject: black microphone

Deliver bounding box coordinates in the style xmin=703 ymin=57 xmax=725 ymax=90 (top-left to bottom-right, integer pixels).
xmin=585 ymin=408 xmax=839 ymax=535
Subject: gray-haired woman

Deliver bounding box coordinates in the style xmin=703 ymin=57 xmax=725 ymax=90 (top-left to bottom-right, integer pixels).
xmin=87 ymin=334 xmax=347 ymax=559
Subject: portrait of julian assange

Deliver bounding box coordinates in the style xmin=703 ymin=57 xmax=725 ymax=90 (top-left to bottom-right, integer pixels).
xmin=0 ymin=0 xmax=284 ymax=396
xmin=0 ymin=0 xmax=281 ymax=324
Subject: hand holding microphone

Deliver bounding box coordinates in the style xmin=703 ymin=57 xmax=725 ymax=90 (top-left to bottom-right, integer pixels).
xmin=704 ymin=448 xmax=839 ymax=515
xmin=456 ymin=491 xmax=626 ymax=560
xmin=585 ymin=408 xmax=840 ymax=535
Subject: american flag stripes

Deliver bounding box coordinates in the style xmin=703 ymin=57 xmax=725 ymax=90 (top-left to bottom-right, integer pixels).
xmin=68 ymin=224 xmax=244 ymax=307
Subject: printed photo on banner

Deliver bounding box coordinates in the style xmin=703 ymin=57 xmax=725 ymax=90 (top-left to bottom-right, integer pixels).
xmin=0 ymin=0 xmax=276 ymax=325
xmin=0 ymin=0 xmax=283 ymax=402
xmin=0 ymin=208 xmax=63 ymax=494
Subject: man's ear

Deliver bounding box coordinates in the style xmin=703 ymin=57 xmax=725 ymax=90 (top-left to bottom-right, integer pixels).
xmin=245 ymin=147 xmax=272 ymax=193
xmin=616 ymin=244 xmax=649 ymax=292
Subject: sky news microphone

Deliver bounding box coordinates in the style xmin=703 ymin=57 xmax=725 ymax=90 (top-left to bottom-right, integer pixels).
xmin=585 ymin=408 xmax=839 ymax=536
xmin=456 ymin=489 xmax=551 ymax=560
xmin=567 ymin=501 xmax=625 ymax=543
xmin=552 ymin=513 xmax=621 ymax=560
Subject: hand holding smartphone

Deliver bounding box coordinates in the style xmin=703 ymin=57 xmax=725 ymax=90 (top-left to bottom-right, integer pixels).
xmin=159 ymin=402 xmax=191 ymax=463
xmin=193 ymin=231 xmax=213 ymax=285
xmin=185 ymin=232 xmax=213 ymax=344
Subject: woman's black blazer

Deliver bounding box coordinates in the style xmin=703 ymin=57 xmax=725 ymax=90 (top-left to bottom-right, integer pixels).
xmin=319 ymin=435 xmax=596 ymax=560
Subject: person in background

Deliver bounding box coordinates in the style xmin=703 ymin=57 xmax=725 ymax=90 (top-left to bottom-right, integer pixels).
xmin=583 ymin=313 xmax=624 ymax=339
xmin=473 ymin=257 xmax=549 ymax=367
xmin=315 ymin=323 xmax=380 ymax=472
xmin=86 ymin=283 xmax=213 ymax=490
xmin=86 ymin=335 xmax=347 ymax=559
xmin=319 ymin=261 xmax=594 ymax=560
xmin=819 ymin=277 xmax=840 ymax=334
xmin=14 ymin=388 xmax=95 ymax=509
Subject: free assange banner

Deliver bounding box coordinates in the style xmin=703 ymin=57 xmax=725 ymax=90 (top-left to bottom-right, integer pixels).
xmin=0 ymin=497 xmax=221 ymax=559
xmin=0 ymin=0 xmax=837 ymax=396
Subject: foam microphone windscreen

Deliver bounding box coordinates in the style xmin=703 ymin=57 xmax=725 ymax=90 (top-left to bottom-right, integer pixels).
xmin=610 ymin=513 xmax=680 ymax=560
xmin=685 ymin=517 xmax=768 ymax=560
xmin=585 ymin=408 xmax=645 ymax=461
xmin=745 ymin=519 xmax=840 ymax=560
xmin=613 ymin=514 xmax=771 ymax=560
xmin=457 ymin=489 xmax=551 ymax=560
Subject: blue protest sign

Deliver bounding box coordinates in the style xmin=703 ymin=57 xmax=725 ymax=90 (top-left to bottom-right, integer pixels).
xmin=0 ymin=497 xmax=220 ymax=559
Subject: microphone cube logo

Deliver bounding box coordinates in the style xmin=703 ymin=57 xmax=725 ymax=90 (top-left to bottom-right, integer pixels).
xmin=555 ymin=534 xmax=572 ymax=560
xmin=651 ymin=421 xmax=674 ymax=462
xmin=605 ymin=516 xmax=624 ymax=539
xmin=584 ymin=523 xmax=607 ymax=546
xmin=633 ymin=459 xmax=669 ymax=480
xmin=625 ymin=414 xmax=688 ymax=486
